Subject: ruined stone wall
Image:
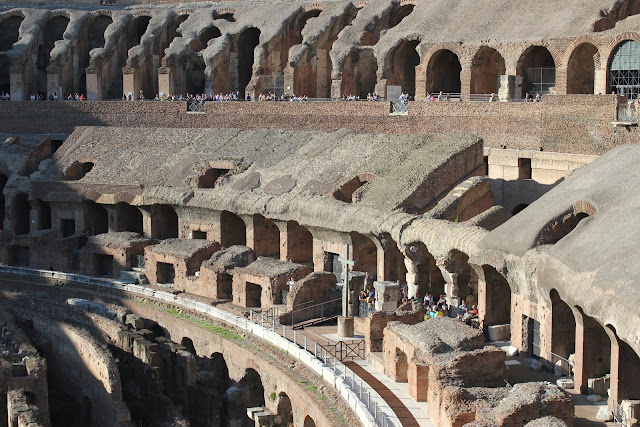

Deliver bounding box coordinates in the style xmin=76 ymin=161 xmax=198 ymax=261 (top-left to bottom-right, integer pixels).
xmin=0 ymin=95 xmax=633 ymax=155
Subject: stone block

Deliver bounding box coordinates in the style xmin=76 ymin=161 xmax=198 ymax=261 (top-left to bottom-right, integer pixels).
xmin=487 ymin=324 xmax=510 ymax=341
xmin=125 ymin=314 xmax=145 ymax=330
xmin=337 ymin=316 xmax=354 ymax=337
xmin=506 ymin=345 xmax=519 ymax=356
xmin=556 ymin=378 xmax=574 ymax=390
xmin=622 ymin=400 xmax=640 ymax=425
xmin=588 ymin=374 xmax=610 ymax=397
xmin=595 ymin=407 xmax=613 ymax=421
xmin=374 ymin=281 xmax=399 ymax=312
xmin=531 ymin=359 xmax=543 ymax=371
xmin=587 ymin=394 xmax=602 ymax=402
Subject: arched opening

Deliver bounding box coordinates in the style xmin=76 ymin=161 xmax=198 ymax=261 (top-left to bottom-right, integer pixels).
xmin=0 ymin=16 xmax=23 ymax=51
xmin=446 ymin=250 xmax=477 ymax=307
xmin=180 ymin=337 xmax=196 ymax=355
xmin=284 ymin=220 xmax=313 ymax=264
xmin=471 ymin=46 xmax=506 ymax=95
xmin=614 ymin=334 xmax=640 ymax=402
xmin=36 ymin=16 xmax=70 ymax=96
xmin=115 ymin=202 xmax=143 ymax=234
xmin=151 ymin=204 xmax=178 ymax=239
xmin=245 ymin=282 xmax=262 ymax=308
xmin=220 ymin=210 xmax=246 ymax=247
xmin=608 ymin=39 xmax=640 ymax=97
xmin=517 ymin=46 xmax=556 ymax=97
xmin=379 ymin=233 xmax=407 ymax=283
xmin=426 ymin=49 xmax=462 ymax=94
xmin=78 ymin=15 xmax=112 ymax=97
xmin=0 ymin=15 xmax=23 ymax=95
xmin=576 ymin=309 xmax=611 ymax=395
xmin=65 ymin=161 xmax=94 ymax=181
xmin=106 ymin=15 xmax=150 ymax=99
xmin=567 ymin=43 xmax=598 ymax=94
xmin=333 ymin=173 xmax=374 ymax=203
xmin=406 ymin=242 xmax=446 ymax=299
xmin=536 ymin=210 xmax=589 ymax=245
xmin=35 ymin=199 xmax=52 ymax=230
xmin=237 ymin=28 xmax=260 ymax=99
xmin=481 ymin=265 xmax=511 ymax=335
xmin=386 ymin=40 xmax=420 ymax=97
xmin=210 ymin=352 xmax=231 ymax=394
xmin=239 ymin=368 xmax=265 ymax=414
xmin=131 ymin=15 xmax=151 ymax=46
xmin=394 ymin=347 xmax=408 ymax=382
xmin=217 ymin=12 xmax=235 ymax=22
xmin=0 ymin=174 xmax=7 ymax=229
xmin=550 ymin=290 xmax=575 ymax=360
xmin=304 ymin=416 xmax=317 ymax=427
xmin=82 ymin=200 xmax=108 ymax=235
xmin=350 ymin=232 xmax=378 ymax=278
xmin=0 ymin=55 xmax=11 ymax=96
xmin=276 ymin=392 xmax=293 ymax=426
xmin=186 ymin=55 xmax=206 ymax=95
xmin=388 ymin=3 xmax=415 ymax=28
xmin=341 ymin=49 xmax=377 ymax=98
xmin=11 ymin=193 xmax=30 ymax=235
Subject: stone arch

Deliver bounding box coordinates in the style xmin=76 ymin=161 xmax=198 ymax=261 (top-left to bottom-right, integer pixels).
xmin=303 ymin=415 xmax=317 ymax=427
xmin=350 ymin=231 xmax=377 ymax=278
xmin=516 ymin=45 xmax=556 ymax=97
xmin=35 ymin=199 xmax=52 ymax=230
xmin=480 ymin=265 xmax=511 ymax=334
xmin=115 ymin=202 xmax=143 ymax=234
xmin=607 ymin=37 xmax=640 ymax=97
xmin=283 ymin=220 xmax=313 ymax=264
xmin=210 ymin=352 xmax=231 ymax=394
xmin=77 ymin=14 xmax=113 ymax=97
xmin=11 ymin=193 xmax=30 ymax=235
xmin=394 ymin=347 xmax=409 ymax=382
xmin=341 ymin=48 xmax=377 ymax=98
xmin=573 ymin=306 xmax=611 ymax=395
xmin=36 ymin=15 xmax=71 ymax=96
xmin=236 ymin=27 xmax=261 ymax=99
xmin=180 ymin=337 xmax=196 ymax=355
xmin=511 ymin=203 xmax=528 ymax=216
xmin=566 ymin=42 xmax=599 ymax=94
xmin=425 ymin=48 xmax=462 ymax=94
xmin=0 ymin=173 xmax=7 ymax=229
xmin=238 ymin=368 xmax=265 ymax=413
xmin=150 ymin=204 xmax=178 ymax=239
xmin=220 ymin=210 xmax=246 ymax=247
xmin=384 ymin=39 xmax=421 ymax=97
xmin=470 ymin=46 xmax=506 ymax=95
xmin=0 ymin=15 xmax=23 ymax=51
xmin=360 ymin=1 xmax=415 ymax=46
xmin=535 ymin=205 xmax=590 ymax=246
xmin=377 ymin=233 xmax=407 ymax=283
xmin=550 ymin=289 xmax=575 ymax=360
xmin=404 ymin=241 xmax=446 ymax=299
xmin=276 ymin=392 xmax=293 ymax=425
xmin=605 ymin=325 xmax=640 ymax=404
xmin=82 ymin=200 xmax=108 ymax=235
xmin=252 ymin=214 xmax=280 ymax=258
xmin=443 ymin=249 xmax=478 ymax=308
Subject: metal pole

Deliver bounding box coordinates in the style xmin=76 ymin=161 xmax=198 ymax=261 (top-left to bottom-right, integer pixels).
xmin=293 ymin=330 xmax=296 ymax=345
xmin=314 ymin=342 xmax=317 ymax=357
xmin=304 ymin=336 xmax=307 ymax=352
xmin=282 ymin=324 xmax=285 ymax=337
xmin=250 ymin=310 xmax=253 ymax=323
xmin=272 ymin=317 xmax=275 ymax=331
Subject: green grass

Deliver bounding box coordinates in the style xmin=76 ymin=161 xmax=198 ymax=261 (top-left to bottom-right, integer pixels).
xmin=165 ymin=308 xmax=244 ymax=342
xmin=269 ymin=392 xmax=277 ymax=401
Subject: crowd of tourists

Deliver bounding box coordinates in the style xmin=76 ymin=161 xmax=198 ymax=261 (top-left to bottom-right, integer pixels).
xmin=0 ymin=91 xmax=9 ymax=100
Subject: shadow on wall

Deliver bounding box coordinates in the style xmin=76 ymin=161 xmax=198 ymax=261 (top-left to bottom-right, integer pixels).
xmin=488 ymin=177 xmax=564 ymax=215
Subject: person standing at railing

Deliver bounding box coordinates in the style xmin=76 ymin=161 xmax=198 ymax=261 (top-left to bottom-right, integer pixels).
xmin=287 ymin=277 xmax=295 ymax=291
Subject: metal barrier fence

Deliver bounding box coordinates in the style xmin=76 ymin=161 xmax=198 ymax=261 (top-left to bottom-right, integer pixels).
xmin=287 ymin=298 xmax=342 ymax=327
xmin=186 ymin=100 xmax=205 ymax=112
xmin=547 ymin=350 xmax=573 ymax=377
xmin=0 ymin=266 xmax=397 ymax=427
xmin=390 ymin=101 xmax=408 ymax=114
xmin=617 ymin=101 xmax=638 ymax=122
xmin=613 ymin=400 xmax=627 ymax=425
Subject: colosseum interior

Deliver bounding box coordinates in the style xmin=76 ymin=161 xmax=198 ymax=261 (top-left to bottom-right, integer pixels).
xmin=1 ymin=0 xmax=640 ymax=426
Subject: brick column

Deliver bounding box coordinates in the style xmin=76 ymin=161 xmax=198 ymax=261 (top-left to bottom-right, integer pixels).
xmin=85 ymin=66 xmax=102 ymax=101
xmin=284 ymin=64 xmax=294 ymax=96
xmin=9 ymin=65 xmax=25 ymax=101
xmin=408 ymin=363 xmax=429 ymax=402
xmin=594 ymin=68 xmax=607 ymax=94
xmin=460 ymin=69 xmax=471 ymax=101
xmin=139 ymin=207 xmax=152 ymax=239
xmin=555 ymin=66 xmax=568 ymax=95
xmin=331 ymin=78 xmax=342 ymax=99
xmin=122 ymin=66 xmax=141 ymax=99
xmin=498 ymin=74 xmax=523 ymax=101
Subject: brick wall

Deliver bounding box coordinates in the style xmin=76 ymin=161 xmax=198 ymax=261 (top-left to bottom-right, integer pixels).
xmin=0 ymin=95 xmax=634 ymax=155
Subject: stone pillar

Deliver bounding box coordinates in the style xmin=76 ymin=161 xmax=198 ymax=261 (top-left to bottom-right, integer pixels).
xmin=594 ymin=68 xmax=607 ymax=94
xmin=73 ymin=54 xmax=80 ymax=94
xmin=122 ymin=66 xmax=140 ymax=99
xmin=283 ymin=64 xmax=294 ymax=96
xmin=404 ymin=256 xmax=419 ymax=299
xmin=498 ymin=74 xmax=523 ymax=101
xmin=9 ymin=66 xmax=25 ymax=101
xmin=414 ymin=64 xmax=426 ymax=101
xmin=158 ymin=66 xmax=172 ymax=95
xmin=86 ymin=66 xmax=102 ymax=100
xmin=460 ymin=69 xmax=471 ymax=101
xmin=316 ymin=49 xmax=329 ymax=98
xmin=47 ymin=68 xmax=60 ymax=99
xmin=240 ymin=214 xmax=256 ymax=252
xmin=554 ymin=66 xmax=568 ymax=95
xmin=139 ymin=207 xmax=152 ymax=239
xmin=374 ymin=78 xmax=387 ymax=99
xmin=331 ymin=77 xmax=342 ymax=99
xmin=103 ymin=206 xmax=117 ymax=233
xmin=608 ymin=329 xmax=623 ymax=412
xmin=374 ymin=281 xmax=399 ymax=312
xmin=152 ymin=54 xmax=160 ymax=95
xmin=229 ymin=52 xmax=238 ymax=93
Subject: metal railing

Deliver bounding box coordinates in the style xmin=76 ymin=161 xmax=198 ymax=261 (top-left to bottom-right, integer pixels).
xmin=287 ymin=298 xmax=342 ymax=327
xmin=617 ymin=102 xmax=637 ymax=122
xmin=186 ymin=100 xmax=206 ymax=112
xmin=547 ymin=350 xmax=573 ymax=377
xmin=389 ymin=101 xmax=408 ymax=114
xmin=0 ymin=266 xmax=398 ymax=427
xmin=613 ymin=400 xmax=627 ymax=425
xmin=469 ymin=93 xmax=500 ymax=102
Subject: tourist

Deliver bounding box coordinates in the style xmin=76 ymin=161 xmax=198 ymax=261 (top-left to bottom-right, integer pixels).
xmin=458 ymin=300 xmax=468 ymax=316
xmin=489 ymin=93 xmax=496 ymax=102
xmin=364 ymin=271 xmax=373 ymax=293
xmin=287 ymin=277 xmax=295 ymax=291
xmin=438 ymin=91 xmax=443 ymax=102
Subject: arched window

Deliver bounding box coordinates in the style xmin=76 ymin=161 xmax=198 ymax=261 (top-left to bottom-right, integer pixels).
xmin=608 ymin=40 xmax=640 ymax=98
